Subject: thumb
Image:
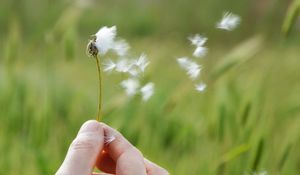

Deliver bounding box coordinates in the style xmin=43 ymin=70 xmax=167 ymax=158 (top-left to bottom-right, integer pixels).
xmin=56 ymin=120 xmax=104 ymax=175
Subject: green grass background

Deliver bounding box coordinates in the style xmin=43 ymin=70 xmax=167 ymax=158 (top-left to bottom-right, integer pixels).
xmin=0 ymin=0 xmax=300 ymax=174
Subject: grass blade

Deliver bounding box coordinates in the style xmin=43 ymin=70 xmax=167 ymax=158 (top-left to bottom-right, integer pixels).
xmin=211 ymin=36 xmax=263 ymax=80
xmin=282 ymin=0 xmax=300 ymax=37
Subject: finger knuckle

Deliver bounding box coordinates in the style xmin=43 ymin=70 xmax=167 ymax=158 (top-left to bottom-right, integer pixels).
xmin=131 ymin=147 xmax=143 ymax=158
xmin=70 ymin=133 xmax=99 ymax=151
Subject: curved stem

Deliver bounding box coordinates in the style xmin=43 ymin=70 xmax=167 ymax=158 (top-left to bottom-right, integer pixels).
xmin=95 ymin=55 xmax=102 ymax=121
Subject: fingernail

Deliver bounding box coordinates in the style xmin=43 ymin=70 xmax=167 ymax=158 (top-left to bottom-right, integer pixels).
xmin=78 ymin=120 xmax=101 ymax=134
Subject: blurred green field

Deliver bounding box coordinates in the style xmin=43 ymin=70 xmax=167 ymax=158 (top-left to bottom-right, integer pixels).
xmin=1 ymin=0 xmax=300 ymax=174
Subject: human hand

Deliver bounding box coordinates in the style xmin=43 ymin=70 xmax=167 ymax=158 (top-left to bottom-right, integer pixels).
xmin=56 ymin=120 xmax=169 ymax=175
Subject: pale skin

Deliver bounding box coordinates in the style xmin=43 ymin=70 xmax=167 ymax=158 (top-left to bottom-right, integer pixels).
xmin=56 ymin=120 xmax=169 ymax=175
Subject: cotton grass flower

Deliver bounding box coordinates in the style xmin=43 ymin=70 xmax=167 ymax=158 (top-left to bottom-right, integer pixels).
xmin=216 ymin=12 xmax=241 ymax=31
xmin=177 ymin=57 xmax=201 ymax=80
xmin=120 ymin=78 xmax=140 ymax=96
xmin=86 ymin=25 xmax=125 ymax=121
xmin=94 ymin=26 xmax=117 ymax=55
xmin=140 ymin=82 xmax=155 ymax=101
xmin=87 ymin=25 xmax=155 ymax=118
xmin=195 ymin=82 xmax=206 ymax=92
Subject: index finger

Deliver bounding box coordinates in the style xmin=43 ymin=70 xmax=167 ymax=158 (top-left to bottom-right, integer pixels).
xmin=99 ymin=123 xmax=147 ymax=175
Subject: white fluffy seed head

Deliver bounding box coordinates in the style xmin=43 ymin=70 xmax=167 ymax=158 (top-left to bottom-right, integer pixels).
xmin=216 ymin=12 xmax=241 ymax=31
xmin=95 ymin=26 xmax=117 ymax=55
xmin=140 ymin=82 xmax=155 ymax=101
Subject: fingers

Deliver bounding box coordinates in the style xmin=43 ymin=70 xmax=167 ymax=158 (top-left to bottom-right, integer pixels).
xmin=56 ymin=120 xmax=104 ymax=175
xmin=100 ymin=123 xmax=147 ymax=175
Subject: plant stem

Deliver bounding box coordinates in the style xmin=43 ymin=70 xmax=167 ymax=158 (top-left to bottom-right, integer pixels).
xmin=95 ymin=55 xmax=102 ymax=121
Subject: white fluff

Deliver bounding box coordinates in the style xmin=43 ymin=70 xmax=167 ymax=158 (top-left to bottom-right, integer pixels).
xmin=216 ymin=12 xmax=241 ymax=31
xmin=177 ymin=57 xmax=202 ymax=80
xmin=113 ymin=39 xmax=130 ymax=56
xmin=120 ymin=78 xmax=140 ymax=96
xmin=140 ymin=82 xmax=155 ymax=101
xmin=189 ymin=34 xmax=207 ymax=47
xmin=95 ymin=26 xmax=117 ymax=55
xmin=135 ymin=53 xmax=149 ymax=72
xmin=104 ymin=135 xmax=116 ymax=144
xmin=195 ymin=82 xmax=206 ymax=92
xmin=115 ymin=59 xmax=131 ymax=73
xmin=193 ymin=46 xmax=208 ymax=58
xmin=103 ymin=59 xmax=116 ymax=72
xmin=128 ymin=54 xmax=150 ymax=76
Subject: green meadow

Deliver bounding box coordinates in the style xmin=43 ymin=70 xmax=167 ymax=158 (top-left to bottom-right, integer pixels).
xmin=0 ymin=0 xmax=300 ymax=174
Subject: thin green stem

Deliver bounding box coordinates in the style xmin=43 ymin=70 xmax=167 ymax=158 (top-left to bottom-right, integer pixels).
xmin=95 ymin=55 xmax=102 ymax=121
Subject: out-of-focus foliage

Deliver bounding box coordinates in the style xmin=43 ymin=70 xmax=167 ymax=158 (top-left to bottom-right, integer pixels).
xmin=0 ymin=0 xmax=300 ymax=175
xmin=282 ymin=0 xmax=300 ymax=36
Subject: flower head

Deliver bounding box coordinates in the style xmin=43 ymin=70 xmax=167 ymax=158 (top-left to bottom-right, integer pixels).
xmin=94 ymin=26 xmax=117 ymax=55
xmin=86 ymin=39 xmax=99 ymax=57
xmin=216 ymin=12 xmax=241 ymax=31
xmin=177 ymin=57 xmax=202 ymax=80
xmin=140 ymin=82 xmax=154 ymax=101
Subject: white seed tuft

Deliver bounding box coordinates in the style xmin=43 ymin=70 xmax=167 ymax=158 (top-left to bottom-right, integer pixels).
xmin=120 ymin=78 xmax=140 ymax=96
xmin=95 ymin=26 xmax=117 ymax=55
xmin=103 ymin=59 xmax=116 ymax=72
xmin=128 ymin=54 xmax=150 ymax=76
xmin=177 ymin=57 xmax=202 ymax=80
xmin=104 ymin=135 xmax=116 ymax=144
xmin=113 ymin=39 xmax=130 ymax=56
xmin=216 ymin=12 xmax=241 ymax=31
xmin=140 ymin=82 xmax=155 ymax=101
xmin=115 ymin=59 xmax=131 ymax=73
xmin=195 ymin=82 xmax=207 ymax=92
xmin=189 ymin=34 xmax=207 ymax=47
xmin=193 ymin=46 xmax=208 ymax=58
